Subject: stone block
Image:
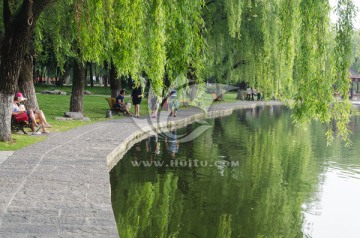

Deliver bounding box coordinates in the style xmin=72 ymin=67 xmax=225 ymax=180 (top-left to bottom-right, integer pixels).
xmin=55 ymin=117 xmax=73 ymax=121
xmin=64 ymin=112 xmax=84 ymax=120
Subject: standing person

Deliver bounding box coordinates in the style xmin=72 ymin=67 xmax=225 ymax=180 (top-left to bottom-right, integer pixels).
xmin=131 ymin=82 xmax=143 ymax=118
xmin=252 ymin=87 xmax=258 ymax=100
xmin=246 ymin=86 xmax=252 ymax=101
xmin=257 ymin=88 xmax=261 ymax=101
xmin=148 ymin=91 xmax=160 ymax=118
xmin=168 ymin=89 xmax=179 ymax=117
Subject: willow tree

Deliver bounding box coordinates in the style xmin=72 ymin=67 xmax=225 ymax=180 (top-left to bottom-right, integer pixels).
xmin=202 ymin=0 xmax=356 ymax=142
xmin=107 ymin=0 xmax=205 ymax=94
xmin=0 ymin=0 xmax=356 ymax=142
xmin=34 ymin=0 xmax=205 ymax=109
xmin=202 ymin=0 xmax=310 ymax=96
xmin=292 ymin=0 xmax=356 ymax=144
xmin=34 ymin=0 xmax=111 ymax=113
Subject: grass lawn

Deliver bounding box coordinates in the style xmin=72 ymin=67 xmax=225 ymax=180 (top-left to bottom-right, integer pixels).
xmin=0 ymin=93 xmax=148 ymax=151
xmin=0 ymin=90 xmax=238 ymax=151
xmin=223 ymin=92 xmax=237 ymax=102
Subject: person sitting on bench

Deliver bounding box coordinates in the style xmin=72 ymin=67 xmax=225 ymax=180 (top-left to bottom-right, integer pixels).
xmin=12 ymin=95 xmax=39 ymax=134
xmin=114 ymin=89 xmax=131 ymax=116
xmin=14 ymin=92 xmax=52 ymax=134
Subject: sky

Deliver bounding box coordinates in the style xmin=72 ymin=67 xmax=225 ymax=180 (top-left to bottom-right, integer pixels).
xmin=329 ymin=0 xmax=360 ymax=29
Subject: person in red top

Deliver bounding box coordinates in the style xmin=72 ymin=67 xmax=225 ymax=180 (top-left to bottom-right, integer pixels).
xmin=12 ymin=95 xmax=39 ymax=134
xmin=15 ymin=92 xmax=52 ymax=134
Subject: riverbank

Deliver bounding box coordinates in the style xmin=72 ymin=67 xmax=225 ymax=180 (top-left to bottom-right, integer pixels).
xmin=0 ymin=101 xmax=280 ymax=237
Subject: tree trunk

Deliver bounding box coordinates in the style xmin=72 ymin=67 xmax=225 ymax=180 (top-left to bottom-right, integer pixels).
xmin=18 ymin=53 xmax=39 ymax=110
xmin=33 ymin=57 xmax=37 ymax=83
xmin=110 ymin=61 xmax=121 ymax=97
xmin=0 ymin=0 xmax=41 ymax=141
xmin=70 ymin=59 xmax=86 ymax=113
xmin=89 ymin=62 xmax=94 ymax=87
xmin=64 ymin=63 xmax=71 ymax=85
xmin=0 ymin=93 xmax=13 ymax=141
xmin=103 ymin=61 xmax=108 ymax=89
xmin=95 ymin=64 xmax=99 ymax=84
xmin=56 ymin=76 xmax=64 ymax=86
xmin=85 ymin=62 xmax=88 ymax=86
xmin=42 ymin=71 xmax=46 ymax=84
xmin=236 ymin=89 xmax=245 ymax=100
xmin=56 ymin=67 xmax=65 ymax=86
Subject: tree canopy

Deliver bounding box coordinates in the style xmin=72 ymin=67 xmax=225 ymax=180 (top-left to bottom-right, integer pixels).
xmin=0 ymin=0 xmax=357 ymax=142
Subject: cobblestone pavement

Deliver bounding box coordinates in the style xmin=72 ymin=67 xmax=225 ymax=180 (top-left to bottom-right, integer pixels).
xmin=0 ymin=101 xmax=280 ymax=237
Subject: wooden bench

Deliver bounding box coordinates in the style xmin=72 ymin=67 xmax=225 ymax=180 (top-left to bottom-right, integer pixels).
xmin=11 ymin=116 xmax=41 ymax=134
xmin=105 ymin=97 xmax=130 ymax=116
xmin=211 ymin=93 xmax=224 ymax=102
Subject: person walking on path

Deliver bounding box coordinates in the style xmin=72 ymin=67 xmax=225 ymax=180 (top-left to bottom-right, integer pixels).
xmin=168 ymin=89 xmax=179 ymax=117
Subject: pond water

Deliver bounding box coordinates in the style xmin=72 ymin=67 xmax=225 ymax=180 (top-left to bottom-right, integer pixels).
xmin=110 ymin=106 xmax=360 ymax=238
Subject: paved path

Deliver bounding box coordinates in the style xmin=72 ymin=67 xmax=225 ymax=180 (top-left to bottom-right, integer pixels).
xmin=0 ymin=152 xmax=13 ymax=166
xmin=0 ymin=101 xmax=279 ymax=237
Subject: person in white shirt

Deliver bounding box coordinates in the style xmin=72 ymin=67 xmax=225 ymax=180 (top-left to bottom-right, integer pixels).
xmin=246 ymin=87 xmax=252 ymax=101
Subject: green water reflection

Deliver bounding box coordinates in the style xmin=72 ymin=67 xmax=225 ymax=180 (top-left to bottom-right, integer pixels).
xmin=110 ymin=106 xmax=360 ymax=238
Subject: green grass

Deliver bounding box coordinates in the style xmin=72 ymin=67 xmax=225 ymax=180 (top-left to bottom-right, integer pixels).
xmin=0 ymin=90 xmax=237 ymax=151
xmin=223 ymin=92 xmax=237 ymax=102
xmin=1 ymin=134 xmax=47 ymax=151
xmin=0 ymin=93 xmax=148 ymax=151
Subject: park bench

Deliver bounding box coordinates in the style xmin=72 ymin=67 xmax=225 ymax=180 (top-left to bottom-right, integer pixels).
xmin=105 ymin=97 xmax=130 ymax=116
xmin=11 ymin=116 xmax=41 ymax=134
xmin=211 ymin=93 xmax=224 ymax=102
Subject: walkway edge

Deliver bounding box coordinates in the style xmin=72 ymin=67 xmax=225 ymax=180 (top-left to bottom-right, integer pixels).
xmin=106 ymin=101 xmax=281 ymax=170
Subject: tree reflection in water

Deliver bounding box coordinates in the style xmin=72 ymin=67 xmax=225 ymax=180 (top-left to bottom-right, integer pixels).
xmin=110 ymin=106 xmax=322 ymax=238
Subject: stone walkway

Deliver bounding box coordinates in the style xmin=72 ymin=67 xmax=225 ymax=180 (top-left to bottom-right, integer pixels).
xmin=0 ymin=101 xmax=279 ymax=237
xmin=0 ymin=151 xmax=13 ymax=166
